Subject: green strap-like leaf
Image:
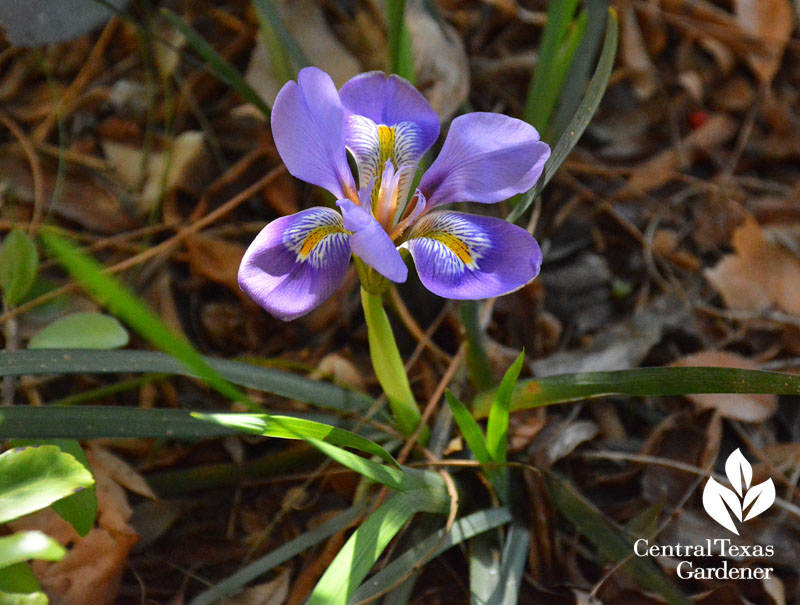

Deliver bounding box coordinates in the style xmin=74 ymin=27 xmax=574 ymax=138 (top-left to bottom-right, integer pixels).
xmin=474 ymin=366 xmax=800 ymax=418
xmin=348 ymin=508 xmax=512 ymax=603
xmin=508 ymin=6 xmax=618 ymax=223
xmin=545 ymin=471 xmax=691 ymax=605
xmin=0 ymin=349 xmax=375 ymax=416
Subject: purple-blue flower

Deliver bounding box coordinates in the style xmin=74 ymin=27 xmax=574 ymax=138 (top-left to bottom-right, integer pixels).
xmin=239 ymin=67 xmax=550 ymax=321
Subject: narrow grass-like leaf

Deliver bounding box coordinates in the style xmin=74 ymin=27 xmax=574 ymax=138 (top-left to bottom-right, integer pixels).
xmin=361 ymin=288 xmax=421 ymax=436
xmin=160 ymin=8 xmax=271 ymax=118
xmin=522 ymin=0 xmax=581 ymax=131
xmin=192 ymin=413 xmax=398 ymax=466
xmin=0 ymin=230 xmax=38 ymax=306
xmin=28 ymin=312 xmax=129 ymax=350
xmin=507 ymin=7 xmax=618 ymax=223
xmin=0 ymin=446 xmax=94 ymax=524
xmin=190 ymin=506 xmax=363 ymax=605
xmin=349 ymin=508 xmax=512 ymax=602
xmin=310 ymin=486 xmax=449 ymax=605
xmin=551 ymin=0 xmax=608 ymax=138
xmin=386 ymin=0 xmax=415 ymax=82
xmin=309 ymin=438 xmax=448 ymax=498
xmin=485 ymin=351 xmax=525 ymax=465
xmin=9 ymin=440 xmax=97 ymax=537
xmin=496 ymin=522 xmax=529 ymax=605
xmin=461 ymin=301 xmax=494 ymax=391
xmin=39 ymin=232 xmax=253 ymax=409
xmin=445 ymin=390 xmax=490 ymax=464
xmin=473 ymin=366 xmax=800 ymax=418
xmin=252 ymin=0 xmax=310 ymax=71
xmin=0 ymin=349 xmax=376 ymax=416
xmin=545 ymin=471 xmax=691 ymax=605
xmin=0 ymin=532 xmax=66 ymax=569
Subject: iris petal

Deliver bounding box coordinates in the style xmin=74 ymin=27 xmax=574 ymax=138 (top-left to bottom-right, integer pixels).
xmin=418 ymin=113 xmax=550 ymax=208
xmin=338 ymin=200 xmax=408 ymax=283
xmin=271 ymin=67 xmax=356 ymax=199
xmin=339 ymin=71 xmax=440 ymax=153
xmin=238 ymin=207 xmax=352 ymax=321
xmin=406 ymin=211 xmax=541 ymax=299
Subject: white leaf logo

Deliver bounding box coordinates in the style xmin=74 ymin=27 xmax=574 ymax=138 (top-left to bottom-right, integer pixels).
xmin=702 ymin=448 xmax=775 ymax=535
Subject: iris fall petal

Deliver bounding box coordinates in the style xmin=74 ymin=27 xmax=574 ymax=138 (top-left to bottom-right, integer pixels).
xmin=406 ymin=211 xmax=542 ymax=299
xmin=238 ymin=207 xmax=352 ymax=321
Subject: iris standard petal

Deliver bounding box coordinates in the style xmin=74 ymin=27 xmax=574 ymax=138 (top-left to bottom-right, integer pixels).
xmin=406 ymin=211 xmax=542 ymax=299
xmin=238 ymin=207 xmax=352 ymax=321
xmin=418 ymin=113 xmax=550 ymax=208
xmin=339 ymin=71 xmax=440 ymax=153
xmin=337 ymin=200 xmax=408 ymax=283
xmin=271 ymin=67 xmax=356 ymax=200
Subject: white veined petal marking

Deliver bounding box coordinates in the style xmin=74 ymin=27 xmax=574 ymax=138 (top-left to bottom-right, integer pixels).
xmin=409 ymin=213 xmax=491 ymax=273
xmin=283 ymin=210 xmax=350 ymax=269
xmin=345 ymin=116 xmax=424 ymax=209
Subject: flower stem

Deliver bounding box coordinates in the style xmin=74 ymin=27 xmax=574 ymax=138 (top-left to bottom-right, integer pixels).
xmin=360 ymin=288 xmax=421 ymax=437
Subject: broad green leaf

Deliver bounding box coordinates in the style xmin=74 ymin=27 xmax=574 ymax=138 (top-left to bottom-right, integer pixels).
xmin=0 ymin=446 xmax=94 ymax=524
xmin=39 ymin=232 xmax=252 ymax=409
xmin=0 ymin=349 xmax=376 ymax=417
xmin=0 ymin=589 xmax=48 ymax=605
xmin=9 ymin=440 xmax=97 ymax=537
xmin=160 ymin=9 xmax=271 ymax=118
xmin=473 ymin=366 xmax=800 ymax=418
xmin=190 ymin=506 xmax=363 ymax=605
xmin=445 ymin=390 xmax=490 ymax=464
xmin=192 ymin=413 xmax=398 ymax=466
xmin=0 ymin=562 xmax=41 ymax=594
xmin=28 ymin=312 xmax=129 ymax=350
xmin=361 ymin=288 xmax=421 ymax=436
xmin=0 ymin=230 xmax=38 ymax=306
xmin=508 ymin=7 xmax=618 ymax=223
xmin=0 ymin=532 xmax=66 ymax=569
xmin=349 ymin=508 xmax=512 ymax=602
xmin=545 ymin=471 xmax=691 ymax=605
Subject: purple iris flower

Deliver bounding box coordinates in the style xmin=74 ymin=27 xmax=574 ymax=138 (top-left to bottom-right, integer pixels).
xmin=239 ymin=67 xmax=550 ymax=321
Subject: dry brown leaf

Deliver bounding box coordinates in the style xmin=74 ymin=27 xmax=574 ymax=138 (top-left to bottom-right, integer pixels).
xmin=0 ymin=144 xmax=138 ymax=233
xmin=102 ymin=130 xmax=214 ymax=215
xmin=406 ymin=0 xmax=470 ymax=121
xmin=244 ymin=0 xmax=360 ymax=109
xmin=87 ymin=443 xmax=156 ymax=500
xmin=669 ymin=351 xmax=778 ymax=421
xmin=619 ymin=0 xmax=658 ymax=98
xmin=705 ymin=217 xmax=800 ymax=314
xmin=185 ymin=234 xmax=247 ymax=299
xmin=624 ymin=114 xmax=737 ymax=194
xmin=311 ymin=353 xmax=365 ymax=391
xmin=734 ymin=0 xmax=794 ymax=84
xmin=228 ymin=568 xmax=290 ymax=605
